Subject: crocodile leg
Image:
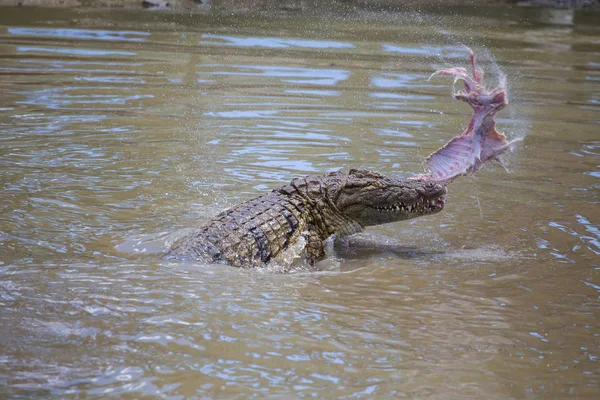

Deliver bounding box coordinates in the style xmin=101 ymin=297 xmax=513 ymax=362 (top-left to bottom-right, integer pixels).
xmin=304 ymin=230 xmax=327 ymax=265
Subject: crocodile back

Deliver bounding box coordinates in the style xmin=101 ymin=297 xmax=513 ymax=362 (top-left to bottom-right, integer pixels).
xmin=164 ymin=191 xmax=310 ymax=267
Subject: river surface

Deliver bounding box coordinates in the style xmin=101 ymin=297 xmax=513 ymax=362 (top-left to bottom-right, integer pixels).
xmin=0 ymin=4 xmax=599 ymax=399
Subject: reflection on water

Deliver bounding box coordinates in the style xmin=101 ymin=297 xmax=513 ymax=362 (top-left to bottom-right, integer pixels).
xmin=200 ymin=33 xmax=356 ymax=49
xmin=201 ymin=64 xmax=351 ymax=85
xmin=8 ymin=27 xmax=151 ymax=42
xmin=0 ymin=4 xmax=599 ymax=399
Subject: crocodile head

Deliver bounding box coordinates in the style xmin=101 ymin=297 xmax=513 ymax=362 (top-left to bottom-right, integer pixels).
xmin=283 ymin=169 xmax=447 ymax=232
xmin=331 ymin=169 xmax=446 ymax=227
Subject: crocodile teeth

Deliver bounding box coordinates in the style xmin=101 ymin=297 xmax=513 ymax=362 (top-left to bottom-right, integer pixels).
xmin=376 ymin=203 xmax=407 ymax=212
xmin=376 ymin=200 xmax=442 ymax=213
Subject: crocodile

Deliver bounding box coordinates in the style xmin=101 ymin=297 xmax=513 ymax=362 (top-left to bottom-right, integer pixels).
xmin=163 ymin=169 xmax=447 ymax=267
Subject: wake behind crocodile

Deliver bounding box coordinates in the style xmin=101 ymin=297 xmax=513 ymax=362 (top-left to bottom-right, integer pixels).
xmin=159 ymin=48 xmax=521 ymax=270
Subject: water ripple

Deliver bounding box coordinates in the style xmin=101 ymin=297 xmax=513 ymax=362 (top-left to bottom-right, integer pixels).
xmin=201 ymin=64 xmax=350 ymax=86
xmin=201 ymin=34 xmax=355 ymax=49
xmin=16 ymin=46 xmax=137 ymax=57
xmin=8 ymin=27 xmax=150 ymax=42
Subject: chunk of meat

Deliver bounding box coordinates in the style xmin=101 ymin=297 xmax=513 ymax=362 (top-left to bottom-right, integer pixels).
xmin=412 ymin=48 xmax=521 ymax=184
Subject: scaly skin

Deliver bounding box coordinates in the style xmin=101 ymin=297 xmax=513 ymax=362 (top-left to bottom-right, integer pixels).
xmin=164 ymin=169 xmax=446 ymax=268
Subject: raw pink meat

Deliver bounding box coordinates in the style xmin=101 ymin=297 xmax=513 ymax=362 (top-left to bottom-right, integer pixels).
xmin=412 ymin=48 xmax=521 ymax=184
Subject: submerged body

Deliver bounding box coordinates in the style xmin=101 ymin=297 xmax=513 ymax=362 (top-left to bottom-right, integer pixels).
xmin=164 ymin=169 xmax=446 ymax=267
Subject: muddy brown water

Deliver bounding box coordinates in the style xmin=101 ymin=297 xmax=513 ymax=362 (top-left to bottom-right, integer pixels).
xmin=0 ymin=4 xmax=598 ymax=399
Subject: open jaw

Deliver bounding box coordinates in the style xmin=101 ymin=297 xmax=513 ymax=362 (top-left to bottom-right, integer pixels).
xmin=371 ymin=192 xmax=446 ymax=215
